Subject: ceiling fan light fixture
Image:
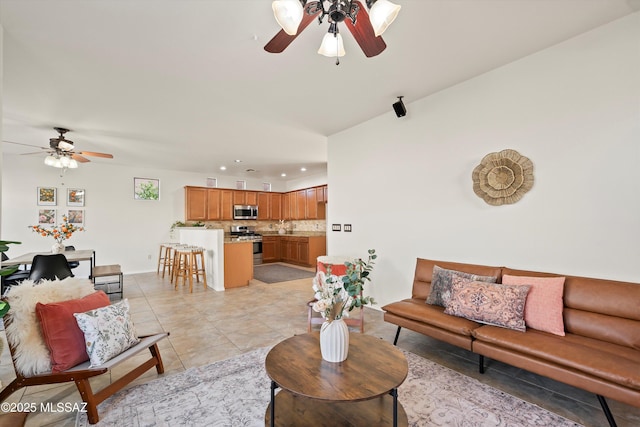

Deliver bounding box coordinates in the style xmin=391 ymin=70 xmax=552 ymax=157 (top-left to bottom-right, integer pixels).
xmin=44 ymin=155 xmax=58 ymax=167
xmin=57 ymin=140 xmax=74 ymax=151
xmin=272 ymin=0 xmax=304 ymax=36
xmin=68 ymin=158 xmax=79 ymax=169
xmin=318 ymin=27 xmax=346 ymax=58
xmin=59 ymin=155 xmax=72 ymax=168
xmin=367 ymin=0 xmax=401 ymax=36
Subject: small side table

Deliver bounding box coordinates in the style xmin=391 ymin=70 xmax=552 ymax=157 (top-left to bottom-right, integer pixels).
xmin=92 ymin=264 xmax=123 ymax=301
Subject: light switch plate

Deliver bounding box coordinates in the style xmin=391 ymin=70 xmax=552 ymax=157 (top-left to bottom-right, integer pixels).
xmin=344 ymin=224 xmax=352 ymax=232
xmin=332 ymin=224 xmax=341 ymax=232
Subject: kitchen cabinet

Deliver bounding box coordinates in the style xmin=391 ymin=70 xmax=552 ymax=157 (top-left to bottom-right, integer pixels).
xmin=305 ymin=187 xmax=318 ymax=219
xmin=257 ymin=192 xmax=270 ymax=220
xmin=221 ymin=190 xmax=233 ymax=220
xmin=295 ymin=190 xmax=306 ymax=219
xmin=275 ymin=235 xmax=326 ymax=267
xmin=206 ymin=189 xmax=221 ymax=220
xmin=233 ymin=190 xmax=258 ymax=205
xmin=282 ymin=193 xmax=290 ymax=220
xmin=185 ymin=186 xmax=207 ymax=221
xmin=262 ymin=236 xmax=281 ymax=263
xmin=270 ymin=193 xmax=282 ymax=220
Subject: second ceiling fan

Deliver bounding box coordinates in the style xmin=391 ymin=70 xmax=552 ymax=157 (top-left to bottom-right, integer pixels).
xmin=264 ymin=0 xmax=401 ymax=63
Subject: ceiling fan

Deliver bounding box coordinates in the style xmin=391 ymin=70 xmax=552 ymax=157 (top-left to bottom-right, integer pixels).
xmin=7 ymin=127 xmax=114 ymax=169
xmin=264 ymin=0 xmax=401 ymax=63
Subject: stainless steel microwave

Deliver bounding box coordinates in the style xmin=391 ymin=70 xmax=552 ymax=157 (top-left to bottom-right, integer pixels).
xmin=233 ymin=205 xmax=258 ymax=220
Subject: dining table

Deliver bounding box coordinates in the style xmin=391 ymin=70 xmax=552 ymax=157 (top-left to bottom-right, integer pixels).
xmin=1 ymin=249 xmax=96 ymax=276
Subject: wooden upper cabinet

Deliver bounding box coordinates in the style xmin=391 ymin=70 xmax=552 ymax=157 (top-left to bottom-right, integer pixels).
xmin=296 ymin=190 xmax=306 ymax=219
xmin=282 ymin=193 xmax=291 ymax=220
xmin=257 ymin=192 xmax=270 ymax=220
xmin=207 ymin=189 xmax=222 ymax=220
xmin=185 ymin=186 xmax=207 ymax=221
xmin=270 ymin=193 xmax=282 ymax=220
xmin=245 ymin=191 xmax=258 ymax=205
xmin=305 ymin=188 xmax=318 ymax=219
xmin=233 ymin=191 xmax=245 ymax=205
xmin=221 ymin=190 xmax=233 ymax=220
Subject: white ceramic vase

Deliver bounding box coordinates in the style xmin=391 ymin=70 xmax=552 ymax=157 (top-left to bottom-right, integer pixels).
xmin=51 ymin=242 xmax=65 ymax=254
xmin=320 ymin=318 xmax=349 ymax=362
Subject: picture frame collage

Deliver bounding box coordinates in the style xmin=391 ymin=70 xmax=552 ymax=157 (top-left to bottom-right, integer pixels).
xmin=37 ymin=187 xmax=85 ymax=226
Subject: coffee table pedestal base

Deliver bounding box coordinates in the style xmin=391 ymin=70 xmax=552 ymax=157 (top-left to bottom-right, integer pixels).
xmin=265 ymin=390 xmax=408 ymax=426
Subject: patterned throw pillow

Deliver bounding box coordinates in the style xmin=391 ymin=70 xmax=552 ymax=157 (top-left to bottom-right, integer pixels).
xmin=444 ymin=277 xmax=531 ymax=332
xmin=74 ymin=299 xmax=140 ymax=367
xmin=426 ymin=265 xmax=497 ymax=307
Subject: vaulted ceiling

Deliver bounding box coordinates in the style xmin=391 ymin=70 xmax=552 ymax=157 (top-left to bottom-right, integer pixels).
xmin=1 ymin=0 xmax=637 ymax=181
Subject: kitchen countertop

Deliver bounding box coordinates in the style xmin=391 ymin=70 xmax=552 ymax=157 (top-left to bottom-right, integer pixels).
xmin=261 ymin=232 xmax=326 ymax=237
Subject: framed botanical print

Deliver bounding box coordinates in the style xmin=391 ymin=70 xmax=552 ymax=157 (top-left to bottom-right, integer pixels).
xmin=134 ymin=177 xmax=160 ymax=200
xmin=37 ymin=187 xmax=57 ymax=206
xmin=38 ymin=209 xmax=56 ymax=225
xmin=67 ymin=188 xmax=85 ymax=206
xmin=67 ymin=209 xmax=85 ymax=226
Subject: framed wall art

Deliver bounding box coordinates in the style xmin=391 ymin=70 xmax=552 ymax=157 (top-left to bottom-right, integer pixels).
xmin=134 ymin=177 xmax=160 ymax=200
xmin=67 ymin=188 xmax=85 ymax=206
xmin=37 ymin=187 xmax=57 ymax=206
xmin=67 ymin=209 xmax=85 ymax=226
xmin=38 ymin=209 xmax=56 ymax=225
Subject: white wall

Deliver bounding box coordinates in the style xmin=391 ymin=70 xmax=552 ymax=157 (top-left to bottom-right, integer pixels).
xmin=327 ymin=13 xmax=640 ymax=307
xmin=0 ymin=154 xmax=325 ymax=274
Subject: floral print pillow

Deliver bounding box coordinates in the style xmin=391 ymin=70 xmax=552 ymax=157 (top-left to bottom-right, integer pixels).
xmin=426 ymin=265 xmax=497 ymax=307
xmin=444 ymin=277 xmax=531 ymax=331
xmin=74 ymin=299 xmax=140 ymax=366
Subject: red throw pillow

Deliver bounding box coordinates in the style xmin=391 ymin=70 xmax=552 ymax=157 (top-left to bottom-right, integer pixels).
xmin=36 ymin=291 xmax=110 ymax=372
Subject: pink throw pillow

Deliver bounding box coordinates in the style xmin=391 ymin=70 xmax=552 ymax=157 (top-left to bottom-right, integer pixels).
xmin=502 ymin=274 xmax=566 ymax=336
xmin=36 ymin=291 xmax=111 ymax=372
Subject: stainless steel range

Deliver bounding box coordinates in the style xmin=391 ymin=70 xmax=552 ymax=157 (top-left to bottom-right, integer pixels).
xmin=230 ymin=225 xmax=263 ymax=265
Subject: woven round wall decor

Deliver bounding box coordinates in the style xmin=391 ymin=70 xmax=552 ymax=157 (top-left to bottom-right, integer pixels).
xmin=472 ymin=149 xmax=534 ymax=206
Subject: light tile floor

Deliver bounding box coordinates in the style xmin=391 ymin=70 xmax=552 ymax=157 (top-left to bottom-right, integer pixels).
xmin=1 ymin=265 xmax=638 ymax=426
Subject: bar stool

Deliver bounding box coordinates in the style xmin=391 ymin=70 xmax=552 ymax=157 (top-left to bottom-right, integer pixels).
xmin=173 ymin=246 xmax=207 ymax=292
xmin=157 ymin=243 xmax=174 ymax=275
xmin=160 ymin=244 xmax=181 ymax=279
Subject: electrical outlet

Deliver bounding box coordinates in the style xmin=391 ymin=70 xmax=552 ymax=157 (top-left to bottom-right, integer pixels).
xmin=344 ymin=224 xmax=352 ymax=232
xmin=147 ymin=254 xmax=152 ymax=260
xmin=332 ymin=224 xmax=341 ymax=232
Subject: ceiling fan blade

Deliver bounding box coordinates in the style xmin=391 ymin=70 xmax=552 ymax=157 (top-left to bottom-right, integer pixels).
xmin=264 ymin=1 xmax=322 ymax=53
xmin=3 ymin=140 xmax=46 ymax=149
xmin=71 ymin=153 xmax=91 ymax=163
xmin=20 ymin=150 xmax=49 ymax=156
xmin=344 ymin=1 xmax=387 ymax=57
xmin=77 ymin=151 xmax=113 ymax=159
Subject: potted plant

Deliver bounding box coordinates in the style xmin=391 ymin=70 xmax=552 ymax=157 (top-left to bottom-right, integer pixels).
xmin=0 ymin=240 xmax=21 ymax=317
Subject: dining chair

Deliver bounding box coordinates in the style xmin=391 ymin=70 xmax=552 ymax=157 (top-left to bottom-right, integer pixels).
xmin=65 ymin=245 xmax=80 ymax=270
xmin=27 ymin=254 xmax=74 ymax=283
xmin=1 ymin=253 xmax=31 ymax=295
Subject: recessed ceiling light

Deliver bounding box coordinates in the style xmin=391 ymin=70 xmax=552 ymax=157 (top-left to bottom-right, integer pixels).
xmin=234 ymin=159 xmax=242 ymax=163
xmin=300 ymin=167 xmax=307 ymax=172
xmin=220 ymin=166 xmax=227 ymax=171
xmin=281 ymin=173 xmax=287 ymax=177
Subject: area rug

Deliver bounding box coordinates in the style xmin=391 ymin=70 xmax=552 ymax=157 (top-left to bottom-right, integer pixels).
xmin=76 ymin=347 xmax=583 ymax=427
xmin=253 ymin=264 xmax=315 ymax=283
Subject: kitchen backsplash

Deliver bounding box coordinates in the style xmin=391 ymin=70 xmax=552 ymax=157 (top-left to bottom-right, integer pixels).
xmin=192 ymin=219 xmax=327 ymax=233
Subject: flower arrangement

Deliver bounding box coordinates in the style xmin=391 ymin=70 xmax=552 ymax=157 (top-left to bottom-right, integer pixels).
xmin=312 ymin=249 xmax=377 ymax=322
xmin=29 ymin=215 xmax=84 ymax=243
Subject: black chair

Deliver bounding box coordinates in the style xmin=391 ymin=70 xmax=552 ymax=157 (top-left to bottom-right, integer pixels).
xmin=1 ymin=253 xmax=31 ymax=295
xmin=65 ymin=245 xmax=80 ymax=269
xmin=27 ymin=254 xmax=74 ymax=283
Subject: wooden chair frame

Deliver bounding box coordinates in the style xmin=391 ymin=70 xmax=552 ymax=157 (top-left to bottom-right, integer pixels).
xmin=0 ymin=312 xmax=169 ymax=425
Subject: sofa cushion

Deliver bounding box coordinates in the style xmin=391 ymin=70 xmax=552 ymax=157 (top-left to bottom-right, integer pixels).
xmin=382 ymin=298 xmax=481 ymax=336
xmin=473 ymin=326 xmax=640 ymax=391
xmin=444 ymin=278 xmax=530 ymax=332
xmin=426 ymin=265 xmax=497 ymax=307
xmin=502 ymin=274 xmax=566 ymax=336
xmin=36 ymin=291 xmax=111 ymax=372
xmin=74 ymin=299 xmax=140 ymax=367
xmin=4 ymin=277 xmax=97 ymax=376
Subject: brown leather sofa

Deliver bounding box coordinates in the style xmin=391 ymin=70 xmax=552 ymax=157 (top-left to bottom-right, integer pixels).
xmin=382 ymin=258 xmax=640 ymax=427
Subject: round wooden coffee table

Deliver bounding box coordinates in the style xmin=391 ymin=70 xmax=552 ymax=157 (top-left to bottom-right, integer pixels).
xmin=265 ymin=332 xmax=408 ymax=426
